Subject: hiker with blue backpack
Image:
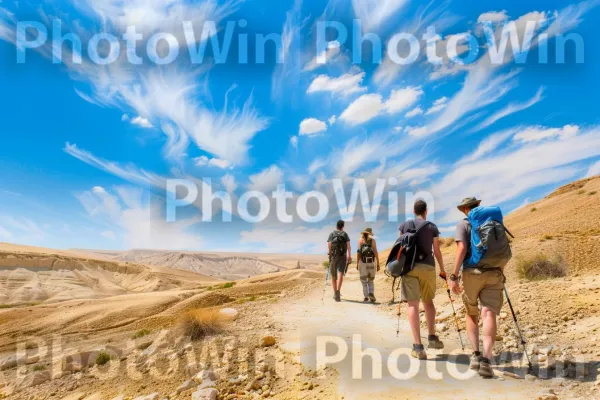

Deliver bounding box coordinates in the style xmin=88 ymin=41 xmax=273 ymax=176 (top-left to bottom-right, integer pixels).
xmin=449 ymin=197 xmax=514 ymax=378
xmin=397 ymin=200 xmax=447 ymax=360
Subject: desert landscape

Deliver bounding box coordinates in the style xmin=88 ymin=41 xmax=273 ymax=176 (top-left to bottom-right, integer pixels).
xmin=0 ymin=176 xmax=599 ymax=400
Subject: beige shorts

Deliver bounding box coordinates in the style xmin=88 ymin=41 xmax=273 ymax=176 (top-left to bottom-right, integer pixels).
xmin=401 ymin=264 xmax=436 ymax=303
xmin=359 ymin=261 xmax=376 ymax=282
xmin=462 ymin=269 xmax=505 ymax=315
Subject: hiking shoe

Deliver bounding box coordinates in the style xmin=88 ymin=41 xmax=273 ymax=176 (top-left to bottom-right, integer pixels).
xmin=363 ymin=297 xmax=369 ymax=302
xmin=334 ymin=291 xmax=341 ymax=302
xmin=411 ymin=344 xmax=427 ymax=360
xmin=478 ymin=357 xmax=494 ymax=378
xmin=427 ymin=335 xmax=444 ymax=350
xmin=368 ymin=293 xmax=376 ymax=303
xmin=470 ymin=352 xmax=482 ymax=370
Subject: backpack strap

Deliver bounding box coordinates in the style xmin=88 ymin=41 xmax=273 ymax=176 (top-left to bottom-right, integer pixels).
xmin=414 ymin=220 xmax=433 ymax=234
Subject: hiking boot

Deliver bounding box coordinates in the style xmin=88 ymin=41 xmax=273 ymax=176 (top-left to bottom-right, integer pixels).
xmin=478 ymin=357 xmax=494 ymax=378
xmin=334 ymin=291 xmax=341 ymax=302
xmin=411 ymin=344 xmax=427 ymax=360
xmin=470 ymin=352 xmax=482 ymax=370
xmin=363 ymin=297 xmax=369 ymax=302
xmin=428 ymin=335 xmax=444 ymax=350
xmin=368 ymin=293 xmax=376 ymax=303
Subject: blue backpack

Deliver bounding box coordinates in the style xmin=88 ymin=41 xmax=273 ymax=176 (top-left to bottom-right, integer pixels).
xmin=464 ymin=206 xmax=514 ymax=269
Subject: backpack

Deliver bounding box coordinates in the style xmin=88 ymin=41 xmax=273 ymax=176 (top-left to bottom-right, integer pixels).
xmin=386 ymin=220 xmax=432 ymax=278
xmin=359 ymin=238 xmax=375 ymax=263
xmin=330 ymin=231 xmax=348 ymax=258
xmin=464 ymin=206 xmax=514 ymax=269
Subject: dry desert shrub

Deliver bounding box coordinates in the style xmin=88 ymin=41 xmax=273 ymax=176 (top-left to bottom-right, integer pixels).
xmin=516 ymin=253 xmax=568 ymax=280
xmin=180 ymin=309 xmax=225 ymax=341
xmin=444 ymin=237 xmax=455 ymax=247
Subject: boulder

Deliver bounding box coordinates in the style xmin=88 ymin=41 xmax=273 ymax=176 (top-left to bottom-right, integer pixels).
xmin=219 ymin=308 xmax=239 ymax=321
xmin=62 ymin=351 xmax=100 ymax=372
xmin=133 ymin=394 xmax=159 ymax=400
xmin=175 ymin=379 xmax=198 ymax=394
xmin=192 ymin=388 xmax=218 ymax=400
xmin=14 ymin=370 xmax=50 ymax=391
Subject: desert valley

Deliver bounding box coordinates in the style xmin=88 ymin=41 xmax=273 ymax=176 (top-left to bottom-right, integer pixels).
xmin=0 ymin=176 xmax=599 ymax=400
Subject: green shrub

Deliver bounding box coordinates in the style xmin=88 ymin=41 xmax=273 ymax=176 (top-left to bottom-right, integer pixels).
xmin=589 ymin=191 xmax=597 ymax=196
xmin=516 ymin=253 xmax=567 ymax=281
xmin=577 ymin=189 xmax=586 ymax=195
xmin=95 ymin=352 xmax=112 ymax=366
xmin=531 ymin=207 xmax=537 ymax=212
xmin=32 ymin=364 xmax=46 ymax=371
xmin=133 ymin=329 xmax=151 ymax=339
xmin=322 ymin=261 xmax=330 ymax=269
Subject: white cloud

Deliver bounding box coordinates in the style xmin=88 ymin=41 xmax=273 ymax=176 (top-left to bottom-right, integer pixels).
xmin=0 ymin=216 xmax=46 ymax=242
xmin=340 ymin=87 xmax=423 ymax=126
xmin=586 ymin=160 xmax=600 ymax=178
xmin=290 ymin=136 xmax=299 ymax=149
xmin=303 ymin=41 xmax=342 ymax=72
xmin=307 ymin=72 xmax=367 ymax=96
xmin=473 ymin=87 xmax=545 ymax=132
xmin=130 ymin=116 xmax=153 ymax=129
xmin=513 ymin=125 xmax=579 ymax=143
xmin=328 ymin=115 xmax=337 ymax=125
xmin=425 ymin=97 xmax=449 ymax=115
xmin=195 ymin=156 xmax=232 ymax=169
xmin=0 ymin=224 xmax=11 ymax=240
xmin=352 ymin=0 xmax=409 ymax=33
xmin=247 ymin=165 xmax=284 ymax=193
xmin=405 ymin=107 xmax=424 ymax=118
xmin=77 ymin=186 xmax=202 ymax=250
xmin=340 ymin=94 xmax=384 ymax=126
xmin=240 ymin=225 xmax=334 ymax=254
xmin=384 ymin=87 xmax=424 ymax=114
xmin=308 ymin=159 xmax=327 ymax=174
xmin=457 ymin=128 xmax=518 ymax=165
xmin=64 ymin=143 xmax=165 ymax=189
xmin=221 ymin=174 xmax=238 ymax=194
xmin=299 ymin=118 xmax=328 ymax=136
xmin=478 ymin=11 xmax=509 ymax=23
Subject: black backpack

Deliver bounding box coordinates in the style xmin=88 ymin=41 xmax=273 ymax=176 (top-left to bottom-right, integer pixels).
xmin=385 ymin=220 xmax=432 ymax=301
xmin=359 ymin=238 xmax=376 ymax=263
xmin=330 ymin=231 xmax=347 ymax=258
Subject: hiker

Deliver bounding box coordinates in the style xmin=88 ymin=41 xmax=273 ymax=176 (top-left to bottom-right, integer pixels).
xmin=449 ymin=197 xmax=509 ymax=378
xmin=327 ymin=220 xmax=352 ymax=302
xmin=399 ymin=200 xmax=447 ymax=359
xmin=356 ymin=228 xmax=380 ymax=303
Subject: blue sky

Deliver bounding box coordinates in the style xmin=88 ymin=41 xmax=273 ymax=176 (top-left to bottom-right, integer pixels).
xmin=1 ymin=0 xmax=600 ymax=254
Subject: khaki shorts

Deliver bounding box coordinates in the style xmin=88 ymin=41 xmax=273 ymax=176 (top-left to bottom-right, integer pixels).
xmin=401 ymin=264 xmax=436 ymax=302
xmin=462 ymin=269 xmax=505 ymax=315
xmin=359 ymin=261 xmax=376 ymax=282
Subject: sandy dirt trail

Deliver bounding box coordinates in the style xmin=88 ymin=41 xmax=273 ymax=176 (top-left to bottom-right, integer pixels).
xmin=276 ymin=271 xmax=542 ymax=400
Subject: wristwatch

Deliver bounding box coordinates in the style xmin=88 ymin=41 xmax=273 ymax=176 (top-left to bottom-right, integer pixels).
xmin=449 ymin=274 xmax=459 ymax=282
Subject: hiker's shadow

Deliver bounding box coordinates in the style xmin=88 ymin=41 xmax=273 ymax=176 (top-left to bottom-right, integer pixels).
xmin=342 ymin=299 xmax=382 ymax=305
xmin=495 ymin=351 xmax=599 ymax=382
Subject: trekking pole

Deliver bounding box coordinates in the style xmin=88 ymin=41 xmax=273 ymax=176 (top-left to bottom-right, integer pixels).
xmin=504 ymin=287 xmax=533 ymax=373
xmin=396 ymin=301 xmax=401 ymax=337
xmin=322 ymin=257 xmax=331 ymax=305
xmin=440 ymin=275 xmax=465 ymax=351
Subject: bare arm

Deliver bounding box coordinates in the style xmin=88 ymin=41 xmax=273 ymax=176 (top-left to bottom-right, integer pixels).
xmin=433 ymin=237 xmax=445 ymax=275
xmin=328 ymin=241 xmax=332 ymax=255
xmin=347 ymin=241 xmax=352 ymax=261
xmin=372 ymin=239 xmax=380 ymax=270
xmin=454 ymin=241 xmax=468 ymax=277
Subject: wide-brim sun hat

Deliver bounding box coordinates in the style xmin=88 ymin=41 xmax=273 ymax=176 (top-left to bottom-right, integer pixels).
xmin=457 ymin=197 xmax=482 ymax=211
xmin=361 ymin=227 xmax=374 ymax=236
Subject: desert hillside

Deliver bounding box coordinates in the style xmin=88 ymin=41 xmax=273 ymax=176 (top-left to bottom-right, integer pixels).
xmin=77 ymin=249 xmax=326 ymax=281
xmin=0 ymin=244 xmax=218 ymax=306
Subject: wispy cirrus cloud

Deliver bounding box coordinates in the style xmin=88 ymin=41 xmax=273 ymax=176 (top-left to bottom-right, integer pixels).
xmin=472 ymin=87 xmax=545 ymax=132
xmin=64 ymin=143 xmax=166 ymax=189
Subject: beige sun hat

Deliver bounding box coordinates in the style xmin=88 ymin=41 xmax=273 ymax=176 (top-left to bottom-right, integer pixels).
xmin=457 ymin=197 xmax=482 ymax=211
xmin=361 ymin=227 xmax=374 ymax=236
